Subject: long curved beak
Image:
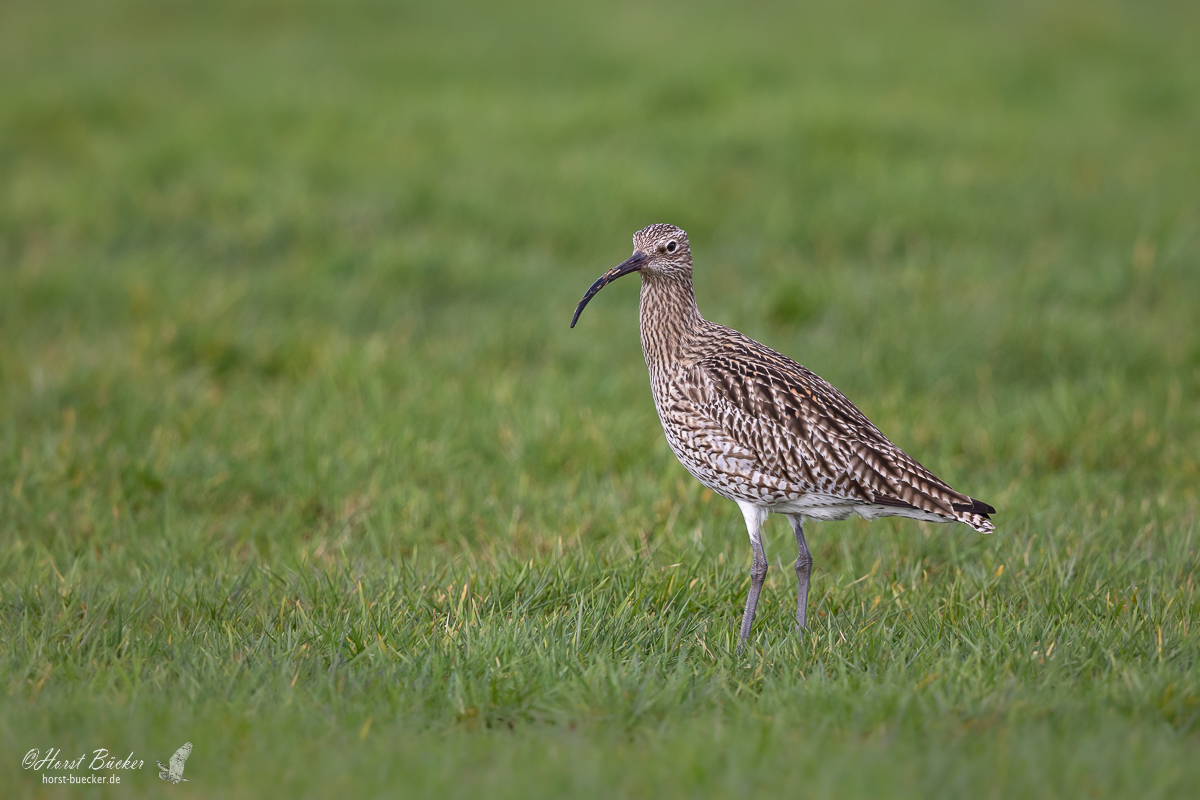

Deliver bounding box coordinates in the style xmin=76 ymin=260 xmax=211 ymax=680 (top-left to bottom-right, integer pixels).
xmin=570 ymin=250 xmax=648 ymax=328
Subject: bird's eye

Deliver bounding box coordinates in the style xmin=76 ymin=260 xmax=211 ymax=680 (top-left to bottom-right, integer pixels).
xmin=666 ymin=241 xmax=677 ymax=253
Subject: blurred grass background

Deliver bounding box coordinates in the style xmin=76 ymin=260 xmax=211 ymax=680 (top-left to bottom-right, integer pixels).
xmin=2 ymin=0 xmax=1198 ymax=797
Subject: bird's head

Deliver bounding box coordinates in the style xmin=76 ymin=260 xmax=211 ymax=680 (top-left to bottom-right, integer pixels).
xmin=571 ymin=223 xmax=691 ymax=328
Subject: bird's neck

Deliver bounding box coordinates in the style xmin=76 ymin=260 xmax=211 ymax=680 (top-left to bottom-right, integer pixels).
xmin=639 ymin=272 xmax=702 ymax=372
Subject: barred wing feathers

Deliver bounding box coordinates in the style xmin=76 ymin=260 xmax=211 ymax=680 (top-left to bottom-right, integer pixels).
xmin=684 ymin=325 xmax=995 ymax=532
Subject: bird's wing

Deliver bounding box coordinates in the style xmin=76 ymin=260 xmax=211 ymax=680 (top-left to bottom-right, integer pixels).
xmin=169 ymin=743 xmax=192 ymax=777
xmin=665 ymin=381 xmax=763 ymax=479
xmin=675 ymin=360 xmax=871 ymax=503
xmin=693 ymin=326 xmax=993 ymax=526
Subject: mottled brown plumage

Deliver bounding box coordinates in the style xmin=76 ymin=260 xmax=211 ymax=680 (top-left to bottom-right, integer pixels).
xmin=572 ymin=223 xmax=995 ymax=648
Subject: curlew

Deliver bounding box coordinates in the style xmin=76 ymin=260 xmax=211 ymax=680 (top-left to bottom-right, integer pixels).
xmin=571 ymin=224 xmax=995 ymax=649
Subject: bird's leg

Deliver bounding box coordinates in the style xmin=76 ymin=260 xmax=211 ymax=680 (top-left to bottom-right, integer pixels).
xmin=788 ymin=514 xmax=813 ymax=628
xmin=736 ymin=502 xmax=770 ymax=653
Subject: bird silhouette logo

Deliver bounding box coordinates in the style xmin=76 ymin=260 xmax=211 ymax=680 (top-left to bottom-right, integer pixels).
xmin=156 ymin=742 xmax=192 ymax=784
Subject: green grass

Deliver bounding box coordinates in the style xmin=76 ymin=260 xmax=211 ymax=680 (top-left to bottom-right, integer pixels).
xmin=2 ymin=0 xmax=1199 ymax=796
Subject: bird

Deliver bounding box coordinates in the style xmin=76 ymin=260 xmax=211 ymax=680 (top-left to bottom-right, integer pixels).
xmin=571 ymin=223 xmax=995 ymax=650
xmin=157 ymin=742 xmax=192 ymax=784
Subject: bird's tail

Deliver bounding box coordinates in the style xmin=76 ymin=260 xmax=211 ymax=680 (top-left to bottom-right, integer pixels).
xmin=951 ymin=498 xmax=996 ymax=533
